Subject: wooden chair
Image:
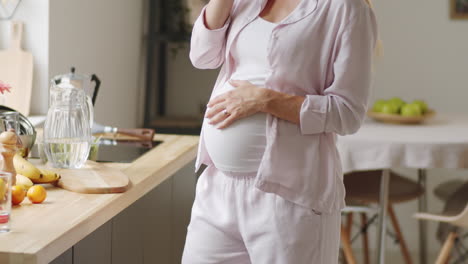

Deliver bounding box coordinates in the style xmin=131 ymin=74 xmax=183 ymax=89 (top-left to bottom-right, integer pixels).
xmin=433 ymin=179 xmax=464 ymax=202
xmin=341 ymin=170 xmax=424 ymax=264
xmin=341 ymin=205 xmax=377 ymax=264
xmin=414 ymin=181 xmax=468 ymax=264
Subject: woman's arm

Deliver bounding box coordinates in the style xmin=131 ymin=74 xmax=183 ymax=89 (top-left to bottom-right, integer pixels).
xmin=299 ymin=7 xmax=377 ymax=136
xmin=206 ymin=7 xmax=377 ymax=134
xmin=204 ymin=0 xmax=234 ymax=29
xmin=189 ymin=0 xmax=235 ymax=69
xmin=260 ymin=7 xmax=377 ymax=135
xmin=262 ymin=90 xmax=305 ymax=125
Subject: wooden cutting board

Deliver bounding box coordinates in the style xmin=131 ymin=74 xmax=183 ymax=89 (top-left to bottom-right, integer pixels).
xmin=34 ymin=160 xmax=130 ymax=194
xmin=0 ymin=21 xmax=33 ymax=116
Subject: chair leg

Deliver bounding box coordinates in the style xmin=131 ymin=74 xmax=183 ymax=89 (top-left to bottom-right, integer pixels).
xmin=360 ymin=213 xmax=370 ymax=264
xmin=346 ymin=213 xmax=353 ymax=235
xmin=341 ymin=224 xmax=357 ymax=264
xmin=388 ymin=205 xmax=413 ymax=264
xmin=436 ymin=232 xmax=457 ymax=264
xmin=344 ymin=212 xmax=354 ymax=264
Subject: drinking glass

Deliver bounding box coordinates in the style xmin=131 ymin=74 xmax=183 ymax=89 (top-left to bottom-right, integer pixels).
xmin=0 ymin=111 xmax=19 ymax=132
xmin=0 ymin=172 xmax=12 ymax=233
xmin=0 ymin=111 xmax=29 ymax=157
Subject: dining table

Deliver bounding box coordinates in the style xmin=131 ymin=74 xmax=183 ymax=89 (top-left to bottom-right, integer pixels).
xmin=337 ymin=113 xmax=468 ymax=264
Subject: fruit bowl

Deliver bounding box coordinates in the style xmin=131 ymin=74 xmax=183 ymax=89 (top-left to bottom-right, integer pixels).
xmin=367 ymin=109 xmax=436 ymax=124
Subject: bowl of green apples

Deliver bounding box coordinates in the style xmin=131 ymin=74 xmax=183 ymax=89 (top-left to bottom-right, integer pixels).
xmin=368 ymin=97 xmax=435 ymax=124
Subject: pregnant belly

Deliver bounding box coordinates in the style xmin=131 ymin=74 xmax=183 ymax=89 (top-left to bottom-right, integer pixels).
xmin=204 ymin=112 xmax=267 ymax=173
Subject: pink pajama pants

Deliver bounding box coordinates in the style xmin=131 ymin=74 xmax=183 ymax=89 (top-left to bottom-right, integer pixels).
xmin=182 ymin=165 xmax=341 ymax=264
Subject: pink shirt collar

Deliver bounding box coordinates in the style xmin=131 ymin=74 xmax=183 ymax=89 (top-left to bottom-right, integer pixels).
xmin=255 ymin=0 xmax=319 ymax=25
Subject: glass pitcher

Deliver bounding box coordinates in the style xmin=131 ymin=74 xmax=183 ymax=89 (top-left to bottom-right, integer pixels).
xmin=44 ymin=87 xmax=92 ymax=169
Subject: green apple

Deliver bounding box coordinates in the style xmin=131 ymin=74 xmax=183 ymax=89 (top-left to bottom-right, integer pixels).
xmin=412 ymin=100 xmax=428 ymax=113
xmin=389 ymin=97 xmax=406 ymax=111
xmin=389 ymin=97 xmax=405 ymax=106
xmin=372 ymin=99 xmax=387 ymax=112
xmin=381 ymin=103 xmax=399 ymax=114
xmin=401 ymin=103 xmax=423 ymax=116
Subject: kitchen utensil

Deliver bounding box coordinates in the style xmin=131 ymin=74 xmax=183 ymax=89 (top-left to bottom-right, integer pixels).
xmin=0 ymin=106 xmax=36 ymax=154
xmin=34 ymin=160 xmax=130 ymax=194
xmin=44 ymin=88 xmax=92 ymax=169
xmin=367 ymin=109 xmax=436 ymax=124
xmin=99 ymin=138 xmax=155 ymax=149
xmin=92 ymin=122 xmax=155 ymax=141
xmin=0 ymin=21 xmax=33 ymax=115
xmin=0 ymin=111 xmax=24 ymax=154
xmin=0 ymin=111 xmax=18 ymax=131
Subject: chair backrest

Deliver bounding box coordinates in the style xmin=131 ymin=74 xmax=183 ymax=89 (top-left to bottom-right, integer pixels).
xmin=444 ymin=181 xmax=468 ymax=228
xmin=452 ymin=203 xmax=468 ymax=228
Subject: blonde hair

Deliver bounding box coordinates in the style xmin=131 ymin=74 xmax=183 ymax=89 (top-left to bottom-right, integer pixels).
xmin=364 ymin=0 xmax=374 ymax=8
xmin=364 ymin=0 xmax=383 ymax=57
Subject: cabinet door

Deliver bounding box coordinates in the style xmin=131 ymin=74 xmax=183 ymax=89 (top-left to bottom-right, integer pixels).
xmin=171 ymin=160 xmax=197 ymax=263
xmin=49 ymin=248 xmax=73 ymax=264
xmin=140 ymin=176 xmax=173 ymax=264
xmin=49 ymin=160 xmax=197 ymax=264
xmin=111 ymin=197 xmax=146 ymax=264
xmin=73 ymin=222 xmax=112 ymax=264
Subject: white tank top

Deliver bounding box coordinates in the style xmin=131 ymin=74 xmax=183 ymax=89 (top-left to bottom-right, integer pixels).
xmin=204 ymin=17 xmax=276 ymax=173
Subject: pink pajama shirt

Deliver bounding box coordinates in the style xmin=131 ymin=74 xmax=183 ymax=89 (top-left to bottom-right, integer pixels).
xmin=184 ymin=0 xmax=377 ymax=262
xmin=191 ymin=0 xmax=377 ymax=213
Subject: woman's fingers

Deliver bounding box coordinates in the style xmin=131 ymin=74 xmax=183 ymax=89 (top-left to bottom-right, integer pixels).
xmin=216 ymin=113 xmax=237 ymax=129
xmin=207 ymin=94 xmax=226 ymax=108
xmin=205 ymin=102 xmax=225 ymax=118
xmin=205 ymin=79 xmax=258 ymax=128
xmin=208 ymin=107 xmax=231 ymax=125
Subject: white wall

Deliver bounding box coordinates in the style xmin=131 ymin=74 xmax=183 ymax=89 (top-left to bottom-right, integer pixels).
xmin=1 ymin=0 xmax=146 ymax=127
xmin=372 ymin=0 xmax=468 ymax=113
xmin=49 ymin=0 xmax=146 ymax=128
xmin=0 ymin=0 xmax=49 ymax=115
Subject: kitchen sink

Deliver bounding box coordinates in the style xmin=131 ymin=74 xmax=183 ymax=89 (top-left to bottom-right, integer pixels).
xmin=29 ymin=139 xmax=162 ymax=163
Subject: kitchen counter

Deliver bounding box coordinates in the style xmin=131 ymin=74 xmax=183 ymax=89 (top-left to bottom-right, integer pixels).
xmin=0 ymin=134 xmax=199 ymax=264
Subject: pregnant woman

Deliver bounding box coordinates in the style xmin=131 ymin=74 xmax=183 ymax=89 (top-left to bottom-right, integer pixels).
xmin=183 ymin=0 xmax=377 ymax=263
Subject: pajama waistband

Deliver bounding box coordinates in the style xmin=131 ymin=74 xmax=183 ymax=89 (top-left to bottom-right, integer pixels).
xmin=214 ymin=167 xmax=257 ymax=179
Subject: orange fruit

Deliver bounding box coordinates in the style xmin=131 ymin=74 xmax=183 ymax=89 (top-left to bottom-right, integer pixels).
xmin=27 ymin=185 xmax=47 ymax=204
xmin=11 ymin=185 xmax=26 ymax=205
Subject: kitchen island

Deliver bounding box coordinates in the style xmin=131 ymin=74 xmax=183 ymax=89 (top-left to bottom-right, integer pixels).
xmin=0 ymin=134 xmax=199 ymax=264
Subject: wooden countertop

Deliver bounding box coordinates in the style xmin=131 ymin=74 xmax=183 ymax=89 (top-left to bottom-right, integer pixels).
xmin=0 ymin=134 xmax=199 ymax=264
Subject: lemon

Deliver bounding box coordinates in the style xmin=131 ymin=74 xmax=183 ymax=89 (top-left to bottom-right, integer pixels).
xmin=27 ymin=185 xmax=47 ymax=204
xmin=11 ymin=185 xmax=26 ymax=205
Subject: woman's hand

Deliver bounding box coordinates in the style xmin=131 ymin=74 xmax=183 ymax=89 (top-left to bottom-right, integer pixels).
xmin=205 ymin=80 xmax=270 ymax=129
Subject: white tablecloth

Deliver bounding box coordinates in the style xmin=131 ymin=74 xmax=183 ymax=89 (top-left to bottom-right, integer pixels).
xmin=337 ymin=114 xmax=468 ymax=173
